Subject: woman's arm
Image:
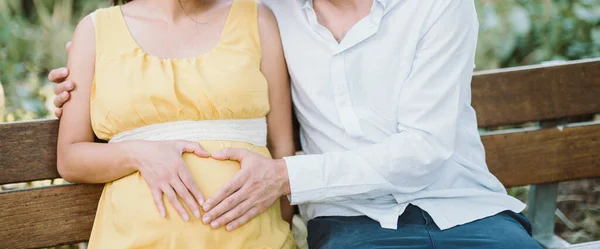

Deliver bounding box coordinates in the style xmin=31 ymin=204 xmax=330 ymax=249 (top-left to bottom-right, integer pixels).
xmin=257 ymin=4 xmax=296 ymax=225
xmin=56 ymin=15 xmax=138 ymax=183
xmin=57 ymin=15 xmax=208 ymax=221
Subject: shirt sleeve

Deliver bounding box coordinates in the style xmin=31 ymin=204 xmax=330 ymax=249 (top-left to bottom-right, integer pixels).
xmin=283 ymin=0 xmax=480 ymax=205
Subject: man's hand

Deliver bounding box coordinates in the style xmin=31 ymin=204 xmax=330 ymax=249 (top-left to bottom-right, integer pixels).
xmin=48 ymin=41 xmax=75 ymax=118
xmin=202 ymin=148 xmax=291 ymax=231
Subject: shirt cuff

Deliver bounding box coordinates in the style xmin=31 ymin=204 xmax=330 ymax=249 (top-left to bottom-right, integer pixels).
xmin=283 ymin=154 xmax=326 ymax=205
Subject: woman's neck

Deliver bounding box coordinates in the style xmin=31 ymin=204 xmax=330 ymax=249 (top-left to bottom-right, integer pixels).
xmin=137 ymin=0 xmax=217 ymax=23
xmin=317 ymin=0 xmax=368 ymax=11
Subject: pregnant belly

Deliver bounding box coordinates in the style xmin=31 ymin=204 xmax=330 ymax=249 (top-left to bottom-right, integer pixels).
xmin=110 ymin=141 xmax=272 ymax=217
xmin=187 ymin=141 xmax=272 ymax=198
xmin=184 ymin=153 xmax=241 ymax=198
xmin=98 ymin=142 xmax=288 ymax=248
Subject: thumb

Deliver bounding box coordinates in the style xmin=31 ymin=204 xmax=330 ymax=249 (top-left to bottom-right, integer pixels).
xmin=179 ymin=141 xmax=210 ymax=157
xmin=211 ymin=148 xmax=245 ymax=161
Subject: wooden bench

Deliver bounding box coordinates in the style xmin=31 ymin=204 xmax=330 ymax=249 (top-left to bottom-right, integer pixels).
xmin=1 ymin=58 xmax=600 ymax=249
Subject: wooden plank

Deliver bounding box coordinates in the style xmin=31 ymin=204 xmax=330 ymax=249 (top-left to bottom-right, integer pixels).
xmin=472 ymin=58 xmax=600 ymax=128
xmin=0 ymin=184 xmax=103 ymax=249
xmin=483 ymin=122 xmax=600 ymax=187
xmin=0 ymin=119 xmax=61 ymax=185
xmin=3 ymin=119 xmax=600 ymax=188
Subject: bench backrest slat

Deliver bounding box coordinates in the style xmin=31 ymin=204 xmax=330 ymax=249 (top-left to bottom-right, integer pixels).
xmin=0 ymin=120 xmax=61 ymax=185
xmin=0 ymin=184 xmax=103 ymax=249
xmin=2 ymin=121 xmax=599 ymax=189
xmin=472 ymin=58 xmax=600 ymax=128
xmin=484 ymin=122 xmax=600 ymax=187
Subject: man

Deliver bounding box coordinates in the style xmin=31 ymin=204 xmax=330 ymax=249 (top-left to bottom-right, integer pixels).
xmin=50 ymin=0 xmax=542 ymax=248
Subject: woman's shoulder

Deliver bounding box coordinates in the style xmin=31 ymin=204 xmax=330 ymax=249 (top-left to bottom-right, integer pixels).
xmin=72 ymin=6 xmax=114 ymax=41
xmin=256 ymin=1 xmax=278 ymax=32
xmin=73 ymin=13 xmax=95 ymax=40
xmin=70 ymin=14 xmax=96 ymax=55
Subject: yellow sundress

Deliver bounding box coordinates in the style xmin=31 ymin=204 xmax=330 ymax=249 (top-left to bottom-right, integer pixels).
xmin=87 ymin=1 xmax=295 ymax=248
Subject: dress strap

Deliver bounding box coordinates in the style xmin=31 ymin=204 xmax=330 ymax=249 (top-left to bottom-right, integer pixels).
xmin=92 ymin=6 xmax=138 ymax=63
xmin=218 ymin=0 xmax=262 ymax=61
xmin=90 ymin=12 xmax=96 ymax=25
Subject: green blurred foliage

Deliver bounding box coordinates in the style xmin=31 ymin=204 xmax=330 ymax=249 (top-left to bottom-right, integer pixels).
xmin=1 ymin=0 xmax=599 ymax=121
xmin=475 ymin=0 xmax=600 ymax=70
xmin=0 ymin=0 xmax=106 ymax=121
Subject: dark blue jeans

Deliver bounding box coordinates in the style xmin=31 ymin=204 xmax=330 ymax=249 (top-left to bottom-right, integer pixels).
xmin=307 ymin=204 xmax=543 ymax=249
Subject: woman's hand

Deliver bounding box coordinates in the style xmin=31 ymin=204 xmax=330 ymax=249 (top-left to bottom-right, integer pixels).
xmin=127 ymin=139 xmax=210 ymax=221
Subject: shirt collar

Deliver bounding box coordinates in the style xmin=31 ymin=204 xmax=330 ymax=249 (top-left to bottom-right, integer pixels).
xmin=377 ymin=0 xmax=389 ymax=9
xmin=299 ymin=0 xmax=390 ymax=10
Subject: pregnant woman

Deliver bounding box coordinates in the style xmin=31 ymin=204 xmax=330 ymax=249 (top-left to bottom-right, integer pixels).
xmin=56 ymin=0 xmax=295 ymax=248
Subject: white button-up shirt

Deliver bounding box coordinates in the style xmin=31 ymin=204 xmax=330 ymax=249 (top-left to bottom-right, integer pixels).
xmin=263 ymin=0 xmax=526 ymax=230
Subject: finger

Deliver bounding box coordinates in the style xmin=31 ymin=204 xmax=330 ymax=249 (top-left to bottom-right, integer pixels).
xmin=209 ymin=198 xmax=252 ymax=229
xmin=53 ymin=92 xmax=70 ymax=108
xmin=48 ymin=68 xmax=69 ymax=83
xmin=55 ymin=108 xmax=62 ymax=119
xmin=178 ymin=166 xmax=205 ymax=206
xmin=210 ymin=148 xmax=246 ymax=161
xmin=170 ymin=176 xmax=201 ymax=219
xmin=162 ymin=185 xmax=190 ymax=222
xmin=226 ymin=206 xmax=261 ymax=231
xmin=54 ymin=80 xmax=75 ymax=94
xmin=179 ymin=141 xmax=210 ymax=157
xmin=151 ymin=188 xmax=166 ymax=218
xmin=202 ymin=172 xmax=245 ymax=212
xmin=203 ymin=186 xmax=247 ymax=224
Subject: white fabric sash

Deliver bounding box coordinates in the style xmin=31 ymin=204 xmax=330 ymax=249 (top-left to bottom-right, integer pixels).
xmin=108 ymin=118 xmax=267 ymax=146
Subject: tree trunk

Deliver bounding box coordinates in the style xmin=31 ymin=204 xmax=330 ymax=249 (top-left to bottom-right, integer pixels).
xmin=22 ymin=0 xmax=35 ymax=20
